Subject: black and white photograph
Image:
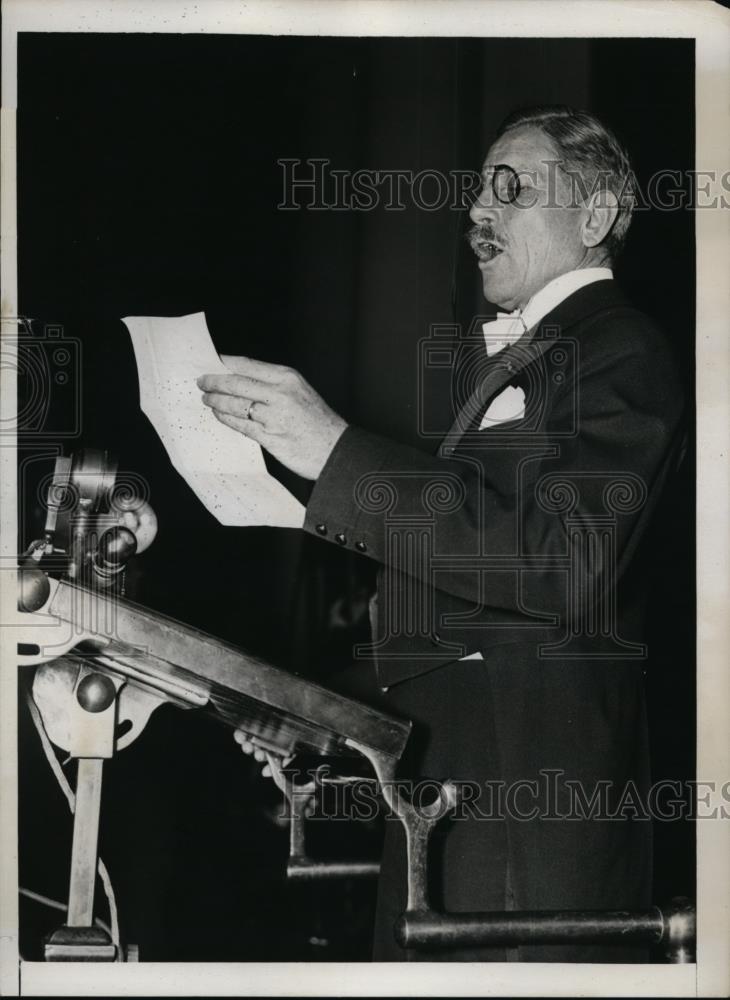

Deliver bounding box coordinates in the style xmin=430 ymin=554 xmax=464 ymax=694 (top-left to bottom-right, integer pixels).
xmin=1 ymin=1 xmax=728 ymax=996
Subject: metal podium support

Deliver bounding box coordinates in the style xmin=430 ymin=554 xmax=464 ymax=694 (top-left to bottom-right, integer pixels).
xmin=44 ymin=668 xmax=121 ymax=961
xmin=279 ymin=741 xmax=696 ymax=963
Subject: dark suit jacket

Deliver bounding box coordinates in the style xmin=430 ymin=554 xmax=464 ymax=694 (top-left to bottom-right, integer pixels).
xmin=303 ymin=279 xmax=686 ymax=958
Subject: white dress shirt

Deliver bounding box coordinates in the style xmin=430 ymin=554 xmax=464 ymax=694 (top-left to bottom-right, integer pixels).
xmin=519 ymin=266 xmax=613 ymax=334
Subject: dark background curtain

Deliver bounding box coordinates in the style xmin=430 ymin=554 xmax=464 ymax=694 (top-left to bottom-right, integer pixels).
xmin=17 ymin=34 xmax=694 ymax=961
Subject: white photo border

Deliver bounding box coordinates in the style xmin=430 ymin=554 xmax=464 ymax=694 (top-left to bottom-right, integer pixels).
xmin=1 ymin=1 xmax=728 ymax=996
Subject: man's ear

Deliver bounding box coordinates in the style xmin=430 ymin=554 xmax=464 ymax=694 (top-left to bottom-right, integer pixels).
xmin=581 ymin=189 xmax=619 ymax=248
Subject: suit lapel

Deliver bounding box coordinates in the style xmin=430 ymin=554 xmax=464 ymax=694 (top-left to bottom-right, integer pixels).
xmin=440 ymin=279 xmax=628 ymax=452
xmin=440 ymin=330 xmax=549 ymax=448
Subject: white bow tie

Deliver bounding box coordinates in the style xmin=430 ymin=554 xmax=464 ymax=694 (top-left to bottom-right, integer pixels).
xmin=482 ymin=312 xmax=527 ymax=357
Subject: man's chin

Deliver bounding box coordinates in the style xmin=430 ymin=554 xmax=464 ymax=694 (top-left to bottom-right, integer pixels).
xmin=480 ymin=272 xmax=516 ymax=311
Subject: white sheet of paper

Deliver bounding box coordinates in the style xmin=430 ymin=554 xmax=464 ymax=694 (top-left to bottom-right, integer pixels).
xmin=121 ymin=312 xmax=305 ymax=528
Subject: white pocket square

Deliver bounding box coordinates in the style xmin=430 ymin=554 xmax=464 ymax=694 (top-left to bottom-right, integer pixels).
xmin=479 ymin=385 xmax=526 ymax=429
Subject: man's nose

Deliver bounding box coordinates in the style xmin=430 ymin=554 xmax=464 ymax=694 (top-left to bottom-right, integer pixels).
xmin=469 ymin=188 xmax=500 ymax=225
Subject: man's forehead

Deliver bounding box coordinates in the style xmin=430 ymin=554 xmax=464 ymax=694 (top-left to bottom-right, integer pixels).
xmin=482 ymin=125 xmax=558 ymax=177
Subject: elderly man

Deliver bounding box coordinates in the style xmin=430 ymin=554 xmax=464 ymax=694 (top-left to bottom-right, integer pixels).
xmin=198 ymin=106 xmax=685 ymax=962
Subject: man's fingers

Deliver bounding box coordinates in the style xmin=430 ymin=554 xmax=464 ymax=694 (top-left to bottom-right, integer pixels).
xmin=234 ymin=732 xmax=299 ymax=785
xmin=202 ymin=391 xmax=266 ymax=422
xmin=213 ymin=409 xmax=269 ymax=441
xmin=115 ymin=505 xmax=158 ymax=553
xmin=234 ymin=731 xmax=256 ymax=753
xmin=220 ymin=354 xmax=289 ymax=383
xmin=197 ymin=372 xmax=272 ymax=400
xmin=233 ymin=734 xmax=266 ymax=763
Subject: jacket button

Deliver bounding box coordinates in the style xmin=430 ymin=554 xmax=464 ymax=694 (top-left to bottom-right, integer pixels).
xmin=315 ymin=523 xmax=327 ymax=536
xmin=335 ymin=532 xmax=347 ymax=546
xmin=355 ymin=540 xmax=367 ymax=553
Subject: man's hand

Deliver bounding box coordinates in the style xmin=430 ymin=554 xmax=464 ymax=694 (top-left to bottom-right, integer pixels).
xmin=113 ymin=498 xmax=158 ymax=553
xmin=197 ymin=356 xmax=347 ymax=481
xmin=233 ymin=728 xmax=293 ymax=779
xmin=234 ymin=729 xmax=316 ymax=816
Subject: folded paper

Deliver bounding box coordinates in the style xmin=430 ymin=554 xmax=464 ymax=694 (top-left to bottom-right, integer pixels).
xmin=122 ymin=312 xmax=304 ymax=528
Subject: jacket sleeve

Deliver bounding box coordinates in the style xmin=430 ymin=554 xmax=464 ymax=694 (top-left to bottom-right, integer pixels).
xmin=303 ymin=314 xmax=685 ymax=615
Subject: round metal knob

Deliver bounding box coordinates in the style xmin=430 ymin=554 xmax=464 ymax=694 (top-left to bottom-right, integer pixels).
xmin=18 ymin=565 xmax=51 ymax=612
xmin=76 ymin=673 xmax=116 ymax=713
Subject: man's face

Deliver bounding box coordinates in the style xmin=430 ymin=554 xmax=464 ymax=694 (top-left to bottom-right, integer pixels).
xmin=468 ymin=125 xmax=591 ymax=311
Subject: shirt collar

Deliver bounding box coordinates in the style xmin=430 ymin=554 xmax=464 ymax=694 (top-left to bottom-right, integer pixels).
xmin=482 ymin=267 xmax=614 ymax=358
xmin=519 ymin=267 xmax=613 ymax=332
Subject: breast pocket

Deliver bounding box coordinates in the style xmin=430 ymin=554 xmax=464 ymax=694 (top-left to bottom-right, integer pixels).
xmin=479 ymin=385 xmax=526 ymax=430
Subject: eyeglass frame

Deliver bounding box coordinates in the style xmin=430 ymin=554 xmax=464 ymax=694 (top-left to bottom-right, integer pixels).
xmin=489 ymin=163 xmax=523 ymax=205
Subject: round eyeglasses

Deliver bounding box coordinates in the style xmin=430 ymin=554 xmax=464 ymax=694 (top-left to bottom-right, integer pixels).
xmin=490 ymin=164 xmax=522 ymax=205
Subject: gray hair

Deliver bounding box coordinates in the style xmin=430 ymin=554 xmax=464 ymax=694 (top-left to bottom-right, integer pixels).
xmin=496 ymin=105 xmax=636 ymax=259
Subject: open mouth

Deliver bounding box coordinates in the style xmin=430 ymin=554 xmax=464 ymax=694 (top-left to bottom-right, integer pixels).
xmin=475 ymin=241 xmax=503 ymax=263
xmin=467 ymin=228 xmax=504 ymax=263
